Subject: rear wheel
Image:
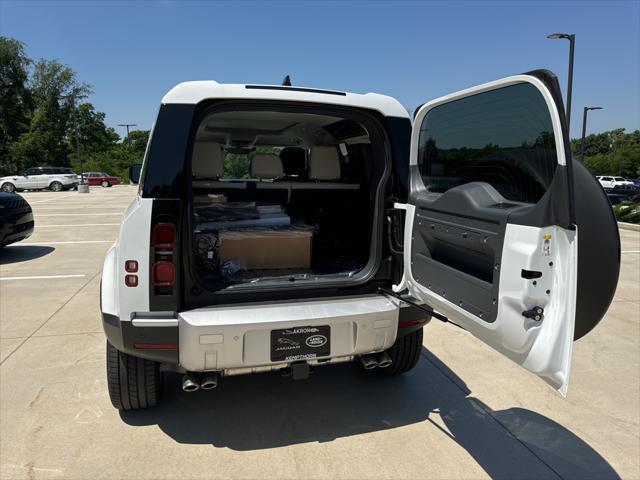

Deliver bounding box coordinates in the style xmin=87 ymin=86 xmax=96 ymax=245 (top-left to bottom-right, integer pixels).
xmin=371 ymin=328 xmax=423 ymax=376
xmin=49 ymin=181 xmax=63 ymax=192
xmin=106 ymin=341 xmax=162 ymax=410
xmin=1 ymin=182 xmax=15 ymax=193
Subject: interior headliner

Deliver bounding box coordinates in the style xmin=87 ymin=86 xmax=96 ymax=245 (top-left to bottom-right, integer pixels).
xmin=195 ymin=110 xmax=370 ymax=148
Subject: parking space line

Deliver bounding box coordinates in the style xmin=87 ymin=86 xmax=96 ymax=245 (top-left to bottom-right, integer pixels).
xmin=36 ymin=224 xmax=120 ymax=227
xmin=0 ymin=270 xmax=102 ymax=366
xmin=19 ymin=240 xmax=114 ymax=245
xmin=29 ymin=194 xmax=78 ymax=204
xmin=34 ymin=206 xmax=125 ymax=210
xmin=1 ymin=274 xmax=86 ymax=281
xmin=36 ymin=213 xmax=122 ymax=216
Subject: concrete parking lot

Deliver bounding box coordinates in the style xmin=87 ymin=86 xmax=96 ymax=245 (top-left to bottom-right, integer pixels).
xmin=0 ymin=185 xmax=638 ymax=480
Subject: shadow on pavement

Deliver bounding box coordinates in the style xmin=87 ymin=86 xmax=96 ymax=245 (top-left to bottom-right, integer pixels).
xmin=121 ymin=347 xmax=619 ymax=479
xmin=0 ymin=245 xmax=55 ymax=265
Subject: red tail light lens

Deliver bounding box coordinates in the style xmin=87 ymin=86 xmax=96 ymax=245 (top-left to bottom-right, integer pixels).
xmin=125 ymin=260 xmax=138 ymax=273
xmin=125 ymin=274 xmax=138 ymax=287
xmin=152 ymin=261 xmax=175 ymax=286
xmin=152 ymin=223 xmax=176 ymax=248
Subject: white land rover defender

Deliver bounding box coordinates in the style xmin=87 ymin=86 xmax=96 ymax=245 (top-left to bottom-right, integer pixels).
xmin=101 ymin=70 xmax=620 ymax=410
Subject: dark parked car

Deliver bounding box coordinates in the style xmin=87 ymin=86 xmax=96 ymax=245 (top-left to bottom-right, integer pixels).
xmin=0 ymin=192 xmax=34 ymax=247
xmin=607 ymin=193 xmax=630 ymax=206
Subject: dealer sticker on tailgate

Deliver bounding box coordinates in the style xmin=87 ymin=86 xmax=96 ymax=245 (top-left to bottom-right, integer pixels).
xmin=270 ymin=326 xmax=330 ymax=362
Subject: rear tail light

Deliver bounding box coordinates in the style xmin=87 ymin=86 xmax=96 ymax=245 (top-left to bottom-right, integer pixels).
xmin=125 ymin=274 xmax=138 ymax=287
xmin=152 ymin=223 xmax=176 ymax=248
xmin=125 ymin=260 xmax=138 ymax=272
xmin=399 ymin=318 xmax=429 ymax=328
xmin=151 ymin=220 xmax=177 ymax=297
xmin=152 ymin=261 xmax=175 ymax=286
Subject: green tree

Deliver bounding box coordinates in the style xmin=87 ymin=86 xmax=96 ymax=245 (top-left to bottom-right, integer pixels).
xmin=0 ymin=37 xmax=32 ymax=174
xmin=572 ymin=129 xmax=640 ymax=178
xmin=68 ymin=103 xmax=119 ymax=157
xmin=9 ymin=59 xmax=93 ymax=172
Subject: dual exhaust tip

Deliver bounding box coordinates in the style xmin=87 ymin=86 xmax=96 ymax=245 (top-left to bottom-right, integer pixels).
xmin=182 ymin=372 xmax=219 ymax=392
xmin=360 ymin=351 xmax=393 ymax=370
xmin=182 ymin=353 xmax=391 ymax=390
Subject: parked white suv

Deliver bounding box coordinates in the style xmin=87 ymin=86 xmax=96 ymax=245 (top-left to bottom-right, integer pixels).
xmin=597 ymin=176 xmax=635 ymax=189
xmin=0 ymin=167 xmax=78 ymax=192
xmin=101 ymin=70 xmax=620 ymax=410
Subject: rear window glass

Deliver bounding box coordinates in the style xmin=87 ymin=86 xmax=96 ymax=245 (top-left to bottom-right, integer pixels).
xmin=417 ymin=82 xmax=558 ymax=204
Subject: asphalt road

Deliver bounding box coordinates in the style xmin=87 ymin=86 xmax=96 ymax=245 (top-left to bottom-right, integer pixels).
xmin=0 ymin=186 xmax=638 ymax=480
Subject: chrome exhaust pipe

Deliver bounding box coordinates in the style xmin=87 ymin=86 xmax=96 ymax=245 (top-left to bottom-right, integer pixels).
xmin=376 ymin=351 xmax=393 ymax=369
xmin=200 ymin=372 xmax=219 ymax=390
xmin=182 ymin=374 xmax=200 ymax=392
xmin=360 ymin=354 xmax=379 ymax=370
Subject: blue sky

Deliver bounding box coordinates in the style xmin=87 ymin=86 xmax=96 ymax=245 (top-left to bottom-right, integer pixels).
xmin=1 ymin=0 xmax=638 ymax=140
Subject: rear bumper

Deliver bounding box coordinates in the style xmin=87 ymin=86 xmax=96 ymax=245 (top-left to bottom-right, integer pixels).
xmin=102 ymin=295 xmax=427 ymax=371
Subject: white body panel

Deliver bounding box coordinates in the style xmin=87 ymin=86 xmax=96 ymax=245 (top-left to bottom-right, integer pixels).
xmin=101 ymin=196 xmax=152 ymax=321
xmin=400 ymin=203 xmax=577 ymax=394
xmin=161 ymin=81 xmax=409 ymax=118
xmin=402 ymin=74 xmax=579 ymax=394
xmin=178 ymin=295 xmax=400 ymax=371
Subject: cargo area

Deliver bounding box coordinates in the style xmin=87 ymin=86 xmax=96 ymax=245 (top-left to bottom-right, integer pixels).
xmin=189 ymin=107 xmax=388 ymax=291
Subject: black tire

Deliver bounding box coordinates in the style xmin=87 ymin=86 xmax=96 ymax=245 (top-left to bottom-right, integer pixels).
xmin=106 ymin=341 xmax=162 ymax=410
xmin=372 ymin=328 xmax=423 ymax=376
xmin=1 ymin=182 xmax=15 ymax=193
xmin=50 ymin=181 xmax=63 ymax=192
xmin=101 ymin=180 xmax=110 ymax=187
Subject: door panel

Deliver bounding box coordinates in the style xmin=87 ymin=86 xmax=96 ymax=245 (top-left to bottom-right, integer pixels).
xmin=402 ymin=71 xmax=581 ymax=394
xmin=36 ymin=172 xmax=50 ymax=188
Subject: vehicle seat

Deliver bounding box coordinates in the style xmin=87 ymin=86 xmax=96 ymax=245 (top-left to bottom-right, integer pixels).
xmin=279 ymin=147 xmax=307 ymax=180
xmin=192 ymin=142 xmax=223 ymax=180
xmin=250 ymin=154 xmax=284 ymax=180
xmin=309 ymin=146 xmax=341 ymax=181
xmin=250 ymin=154 xmax=289 ymax=203
xmin=192 ymin=142 xmax=247 ymax=199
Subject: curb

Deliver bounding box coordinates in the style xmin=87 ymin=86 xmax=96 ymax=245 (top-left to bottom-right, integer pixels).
xmin=618 ymin=222 xmax=640 ymax=232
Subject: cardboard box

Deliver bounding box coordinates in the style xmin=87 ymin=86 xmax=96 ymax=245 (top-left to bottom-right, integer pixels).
xmin=219 ymin=229 xmax=312 ymax=270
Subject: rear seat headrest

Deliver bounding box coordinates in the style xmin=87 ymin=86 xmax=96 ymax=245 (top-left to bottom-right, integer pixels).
xmin=279 ymin=147 xmax=307 ymax=178
xmin=192 ymin=142 xmax=223 ymax=179
xmin=309 ymin=146 xmax=341 ymax=181
xmin=250 ymin=154 xmax=283 ymax=179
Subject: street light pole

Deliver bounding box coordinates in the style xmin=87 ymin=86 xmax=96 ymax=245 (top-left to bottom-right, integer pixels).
xmin=580 ymin=106 xmax=603 ymax=161
xmin=547 ymin=33 xmax=575 ymax=130
xmin=118 ymin=123 xmax=137 ymax=141
xmin=60 ymin=93 xmax=89 ymax=193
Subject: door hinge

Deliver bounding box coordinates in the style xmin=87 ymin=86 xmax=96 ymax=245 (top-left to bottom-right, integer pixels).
xmin=522 ymin=306 xmax=544 ymax=321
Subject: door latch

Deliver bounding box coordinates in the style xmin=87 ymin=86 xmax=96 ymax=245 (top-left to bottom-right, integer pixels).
xmin=521 ymin=269 xmax=542 ymax=279
xmin=522 ymin=306 xmax=544 ymax=321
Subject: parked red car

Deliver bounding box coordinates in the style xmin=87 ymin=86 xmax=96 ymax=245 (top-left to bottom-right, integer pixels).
xmin=81 ymin=172 xmax=122 ymax=187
